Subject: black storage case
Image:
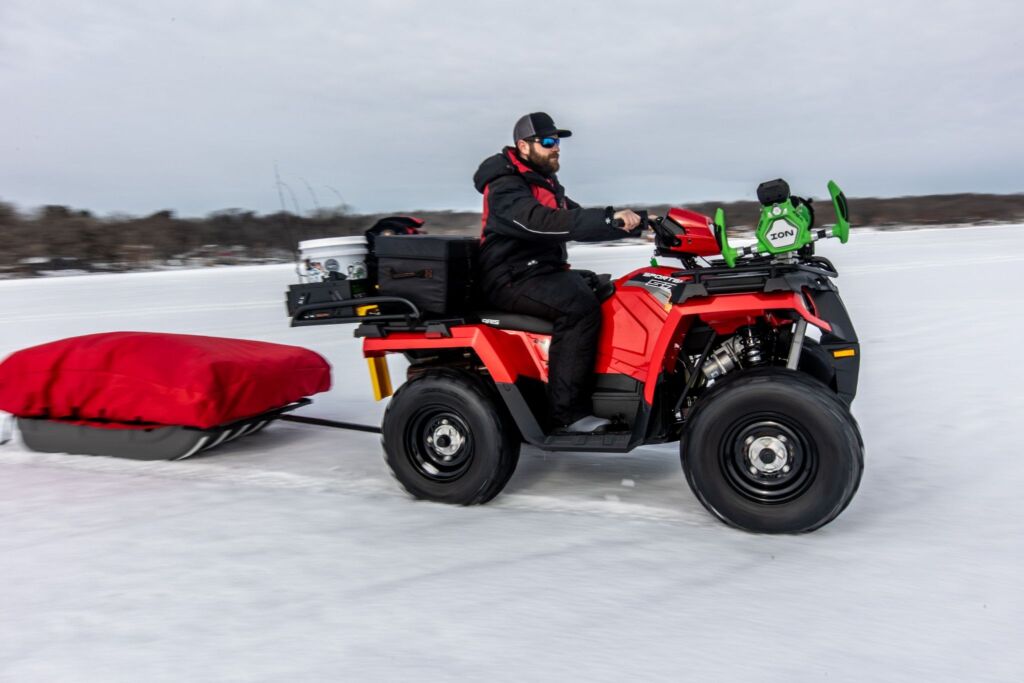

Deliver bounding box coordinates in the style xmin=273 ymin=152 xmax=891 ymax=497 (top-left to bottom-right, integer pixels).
xmin=374 ymin=235 xmax=478 ymax=315
xmin=286 ymin=278 xmax=370 ymax=317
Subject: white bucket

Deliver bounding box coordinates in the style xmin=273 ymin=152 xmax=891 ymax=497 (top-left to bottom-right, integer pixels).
xmin=297 ymin=236 xmax=368 ymax=283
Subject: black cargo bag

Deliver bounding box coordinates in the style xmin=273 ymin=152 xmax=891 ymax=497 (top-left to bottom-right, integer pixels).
xmin=364 ymin=216 xmax=424 ymax=288
xmin=286 ymin=278 xmax=370 ymax=318
xmin=374 ymin=235 xmax=478 ymax=315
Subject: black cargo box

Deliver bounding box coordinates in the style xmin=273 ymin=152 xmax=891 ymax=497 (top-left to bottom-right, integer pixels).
xmin=286 ymin=279 xmax=370 ymax=318
xmin=374 ymin=235 xmax=478 ymax=315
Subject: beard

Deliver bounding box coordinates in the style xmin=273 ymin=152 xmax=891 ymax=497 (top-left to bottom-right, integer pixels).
xmin=526 ymin=147 xmax=560 ymax=175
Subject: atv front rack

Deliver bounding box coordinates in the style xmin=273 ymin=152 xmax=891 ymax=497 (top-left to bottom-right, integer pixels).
xmin=668 ymin=256 xmax=839 ymax=304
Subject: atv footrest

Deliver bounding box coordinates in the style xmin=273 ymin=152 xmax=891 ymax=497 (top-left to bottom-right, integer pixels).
xmin=539 ymin=432 xmax=633 ymax=453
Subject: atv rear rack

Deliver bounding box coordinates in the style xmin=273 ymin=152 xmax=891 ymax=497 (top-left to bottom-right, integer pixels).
xmin=290 ymin=296 xmax=422 ymax=327
xmin=290 ymin=293 xmax=474 ymax=340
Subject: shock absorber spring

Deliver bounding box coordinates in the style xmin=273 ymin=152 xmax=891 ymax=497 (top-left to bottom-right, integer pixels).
xmin=743 ymin=327 xmax=764 ymax=365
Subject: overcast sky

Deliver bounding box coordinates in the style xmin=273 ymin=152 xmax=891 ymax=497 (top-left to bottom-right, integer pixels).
xmin=2 ymin=0 xmax=1021 ymax=216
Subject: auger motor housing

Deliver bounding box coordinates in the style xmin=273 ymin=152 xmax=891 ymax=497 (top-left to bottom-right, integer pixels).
xmin=715 ymin=179 xmax=852 ymax=267
xmin=754 ymin=179 xmax=814 ymax=256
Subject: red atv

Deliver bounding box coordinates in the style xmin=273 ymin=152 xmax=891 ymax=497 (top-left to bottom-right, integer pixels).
xmin=292 ymin=181 xmax=862 ymax=533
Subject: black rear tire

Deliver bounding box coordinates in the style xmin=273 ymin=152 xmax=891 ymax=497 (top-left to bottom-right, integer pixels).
xmin=681 ymin=368 xmax=863 ymax=533
xmin=382 ymin=369 xmax=520 ymax=505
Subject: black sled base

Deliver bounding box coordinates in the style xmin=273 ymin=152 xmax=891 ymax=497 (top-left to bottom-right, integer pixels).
xmin=16 ymin=400 xmax=307 ymax=461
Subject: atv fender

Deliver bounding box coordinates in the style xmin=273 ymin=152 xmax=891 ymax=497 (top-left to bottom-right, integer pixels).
xmin=363 ymin=325 xmax=551 ymax=445
xmin=362 ymin=325 xmax=545 ymax=384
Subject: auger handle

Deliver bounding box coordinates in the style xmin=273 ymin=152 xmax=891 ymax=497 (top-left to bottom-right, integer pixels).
xmin=716 ymin=208 xmax=755 ymax=267
xmin=828 ymin=180 xmax=850 ymax=243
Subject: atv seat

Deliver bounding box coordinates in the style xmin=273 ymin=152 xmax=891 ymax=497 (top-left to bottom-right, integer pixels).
xmin=472 ymin=311 xmax=553 ymax=335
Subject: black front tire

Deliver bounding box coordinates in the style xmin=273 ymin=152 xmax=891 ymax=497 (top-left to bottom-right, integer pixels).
xmin=382 ymin=369 xmax=520 ymax=505
xmin=681 ymin=368 xmax=863 ymax=533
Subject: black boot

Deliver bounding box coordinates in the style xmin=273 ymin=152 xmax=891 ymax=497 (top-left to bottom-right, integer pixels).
xmin=555 ymin=415 xmax=611 ymax=434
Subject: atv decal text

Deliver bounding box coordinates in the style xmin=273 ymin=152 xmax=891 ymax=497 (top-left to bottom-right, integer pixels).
xmin=622 ymin=272 xmax=683 ymax=305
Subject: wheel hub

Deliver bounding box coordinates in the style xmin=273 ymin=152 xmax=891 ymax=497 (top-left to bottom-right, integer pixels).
xmin=402 ymin=406 xmax=476 ymax=483
xmin=745 ymin=435 xmax=791 ymax=475
xmin=429 ymin=421 xmax=465 ymax=459
xmin=719 ymin=418 xmax=814 ymax=505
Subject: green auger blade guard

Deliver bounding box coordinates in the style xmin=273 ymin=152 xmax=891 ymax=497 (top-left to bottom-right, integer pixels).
xmin=828 ymin=180 xmax=850 ymax=243
xmin=715 ymin=208 xmax=739 ymax=267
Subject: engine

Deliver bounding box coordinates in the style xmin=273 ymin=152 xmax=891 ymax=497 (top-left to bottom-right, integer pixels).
xmin=701 ymin=326 xmax=767 ymax=382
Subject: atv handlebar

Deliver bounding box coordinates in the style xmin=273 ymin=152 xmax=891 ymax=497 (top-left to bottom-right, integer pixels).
xmin=648 ymin=214 xmax=679 ymax=246
xmin=613 ymin=210 xmax=649 ymax=236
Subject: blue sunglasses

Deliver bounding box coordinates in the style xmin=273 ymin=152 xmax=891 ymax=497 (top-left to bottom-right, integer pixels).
xmin=532 ymin=136 xmax=560 ymax=149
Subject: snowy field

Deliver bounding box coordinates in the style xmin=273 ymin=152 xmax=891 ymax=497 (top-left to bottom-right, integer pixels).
xmin=1 ymin=225 xmax=1023 ymax=682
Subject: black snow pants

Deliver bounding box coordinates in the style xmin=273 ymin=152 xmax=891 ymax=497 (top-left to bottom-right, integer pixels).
xmin=484 ymin=270 xmax=601 ymax=427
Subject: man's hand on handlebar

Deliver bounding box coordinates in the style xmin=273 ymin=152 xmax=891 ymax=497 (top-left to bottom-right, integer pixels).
xmin=614 ymin=209 xmax=642 ymax=232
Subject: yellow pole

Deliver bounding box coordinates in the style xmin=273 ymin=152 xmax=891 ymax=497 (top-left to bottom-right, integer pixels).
xmin=366 ymin=356 xmax=393 ymax=400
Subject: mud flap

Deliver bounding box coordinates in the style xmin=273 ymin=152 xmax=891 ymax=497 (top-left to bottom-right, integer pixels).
xmin=367 ymin=356 xmax=393 ymax=400
xmin=807 ymin=289 xmax=860 ymax=404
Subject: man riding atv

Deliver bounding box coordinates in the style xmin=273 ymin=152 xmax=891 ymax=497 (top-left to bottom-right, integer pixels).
xmin=312 ymin=126 xmax=863 ymax=532
xmin=473 ymin=112 xmax=643 ymax=434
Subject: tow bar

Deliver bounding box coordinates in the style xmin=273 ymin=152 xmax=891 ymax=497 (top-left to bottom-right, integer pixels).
xmin=278 ymin=414 xmax=382 ymax=434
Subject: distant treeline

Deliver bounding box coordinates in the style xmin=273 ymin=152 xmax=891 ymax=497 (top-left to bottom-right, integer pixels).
xmin=1 ymin=193 xmax=1021 ymax=277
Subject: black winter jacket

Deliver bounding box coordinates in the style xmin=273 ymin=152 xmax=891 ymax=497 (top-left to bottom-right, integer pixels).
xmin=473 ymin=147 xmax=627 ymax=290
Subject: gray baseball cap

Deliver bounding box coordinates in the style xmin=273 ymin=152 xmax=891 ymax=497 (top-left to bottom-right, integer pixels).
xmin=513 ymin=112 xmax=573 ymax=143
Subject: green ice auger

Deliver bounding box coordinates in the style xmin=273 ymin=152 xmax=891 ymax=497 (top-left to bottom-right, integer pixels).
xmin=716 ymin=179 xmax=851 ymax=267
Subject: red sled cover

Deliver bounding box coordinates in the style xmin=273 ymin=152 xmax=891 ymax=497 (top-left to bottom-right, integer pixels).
xmin=0 ymin=332 xmax=331 ymax=429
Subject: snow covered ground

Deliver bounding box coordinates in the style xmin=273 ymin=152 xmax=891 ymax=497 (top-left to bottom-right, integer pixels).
xmin=1 ymin=225 xmax=1023 ymax=682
